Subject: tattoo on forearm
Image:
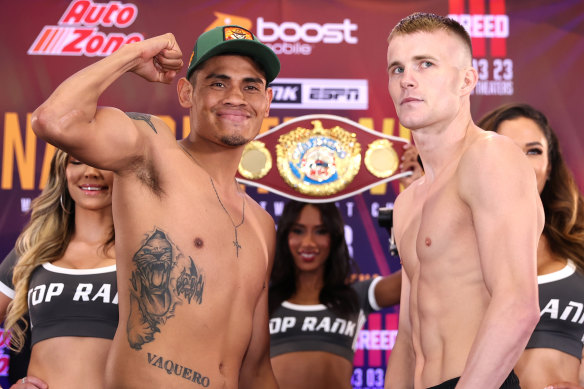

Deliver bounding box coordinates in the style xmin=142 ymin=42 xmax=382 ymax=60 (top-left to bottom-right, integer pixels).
xmin=126 ymin=112 xmax=158 ymax=133
xmin=127 ymin=228 xmax=205 ymax=349
xmin=147 ymin=352 xmax=210 ymax=387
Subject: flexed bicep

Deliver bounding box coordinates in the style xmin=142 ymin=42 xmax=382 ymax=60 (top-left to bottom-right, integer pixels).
xmin=31 ymin=33 xmax=182 ymax=173
xmin=51 ymin=106 xmax=149 ymax=173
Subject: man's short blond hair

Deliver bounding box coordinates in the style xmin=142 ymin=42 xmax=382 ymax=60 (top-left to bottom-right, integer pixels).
xmin=388 ymin=12 xmax=473 ymax=63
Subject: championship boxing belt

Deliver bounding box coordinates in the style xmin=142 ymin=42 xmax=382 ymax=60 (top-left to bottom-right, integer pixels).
xmin=237 ymin=114 xmax=411 ymax=202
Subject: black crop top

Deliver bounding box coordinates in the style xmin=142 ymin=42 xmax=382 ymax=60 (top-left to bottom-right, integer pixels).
xmin=269 ymin=277 xmax=381 ymax=362
xmin=0 ymin=249 xmax=118 ymax=346
xmin=527 ymin=259 xmax=584 ymax=359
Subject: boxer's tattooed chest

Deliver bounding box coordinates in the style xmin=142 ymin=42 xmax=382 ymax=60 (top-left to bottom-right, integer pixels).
xmin=127 ymin=228 xmax=205 ymax=350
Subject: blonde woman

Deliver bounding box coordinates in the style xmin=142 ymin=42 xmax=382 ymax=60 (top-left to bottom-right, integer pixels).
xmin=0 ymin=149 xmax=116 ymax=388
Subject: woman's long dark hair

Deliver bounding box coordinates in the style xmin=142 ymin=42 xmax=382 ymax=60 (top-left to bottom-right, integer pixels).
xmin=269 ymin=201 xmax=360 ymax=317
xmin=478 ymin=103 xmax=584 ymax=272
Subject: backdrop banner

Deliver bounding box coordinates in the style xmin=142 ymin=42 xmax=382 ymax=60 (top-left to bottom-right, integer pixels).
xmin=1 ymin=1 xmax=583 ymax=387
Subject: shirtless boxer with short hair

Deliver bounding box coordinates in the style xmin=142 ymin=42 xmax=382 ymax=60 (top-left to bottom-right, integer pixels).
xmin=384 ymin=13 xmax=543 ymax=389
xmin=32 ymin=26 xmax=280 ymax=389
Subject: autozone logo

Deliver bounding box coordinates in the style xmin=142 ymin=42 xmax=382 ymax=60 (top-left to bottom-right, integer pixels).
xmin=448 ymin=0 xmax=508 ymax=57
xmin=270 ymin=78 xmax=368 ymax=110
xmin=28 ymin=0 xmax=144 ymax=56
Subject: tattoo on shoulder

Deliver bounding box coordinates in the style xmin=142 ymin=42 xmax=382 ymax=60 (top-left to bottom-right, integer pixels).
xmin=126 ymin=112 xmax=158 ymax=134
xmin=127 ymin=228 xmax=205 ymax=350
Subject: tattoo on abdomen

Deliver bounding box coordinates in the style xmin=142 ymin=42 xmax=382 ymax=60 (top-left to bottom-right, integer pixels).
xmin=147 ymin=353 xmax=210 ymax=387
xmin=126 ymin=112 xmax=158 ymax=133
xmin=127 ymin=228 xmax=205 ymax=349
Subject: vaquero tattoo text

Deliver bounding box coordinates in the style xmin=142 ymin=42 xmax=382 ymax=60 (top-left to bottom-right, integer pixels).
xmin=147 ymin=352 xmax=210 ymax=387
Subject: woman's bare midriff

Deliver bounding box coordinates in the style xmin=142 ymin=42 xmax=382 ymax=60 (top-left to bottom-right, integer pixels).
xmin=27 ymin=337 xmax=111 ymax=389
xmin=515 ymin=348 xmax=581 ymax=388
xmin=271 ymin=351 xmax=353 ymax=389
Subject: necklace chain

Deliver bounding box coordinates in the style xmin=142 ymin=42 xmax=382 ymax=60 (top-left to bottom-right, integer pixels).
xmin=179 ymin=143 xmax=245 ymax=257
xmin=210 ymin=176 xmax=245 ymax=257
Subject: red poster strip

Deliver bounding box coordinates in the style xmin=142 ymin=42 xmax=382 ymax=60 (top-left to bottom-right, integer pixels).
xmin=489 ymin=0 xmax=507 ymax=57
xmin=368 ymin=313 xmax=382 ymax=366
xmin=449 ymin=0 xmax=465 ymax=14
xmin=470 ymin=0 xmax=486 ymax=57
xmin=385 ymin=313 xmax=399 ymax=362
xmin=354 ymin=346 xmax=364 ymax=367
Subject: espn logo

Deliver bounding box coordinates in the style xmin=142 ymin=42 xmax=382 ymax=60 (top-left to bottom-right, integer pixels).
xmin=270 ymin=78 xmax=368 ymax=110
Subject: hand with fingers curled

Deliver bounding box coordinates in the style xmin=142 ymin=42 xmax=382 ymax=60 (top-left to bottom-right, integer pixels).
xmin=129 ymin=33 xmax=184 ymax=84
xmin=10 ymin=375 xmax=48 ymax=389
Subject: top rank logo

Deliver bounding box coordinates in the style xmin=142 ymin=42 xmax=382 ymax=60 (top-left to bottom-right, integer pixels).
xmin=28 ymin=0 xmax=144 ymax=57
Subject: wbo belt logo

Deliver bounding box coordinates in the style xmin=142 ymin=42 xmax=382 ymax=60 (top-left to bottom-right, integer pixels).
xmin=236 ymin=115 xmax=408 ymax=203
xmin=276 ymin=119 xmax=362 ymax=197
xmin=28 ymin=0 xmax=144 ymax=56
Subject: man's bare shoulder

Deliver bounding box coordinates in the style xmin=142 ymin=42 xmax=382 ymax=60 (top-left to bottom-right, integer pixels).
xmin=245 ymin=195 xmax=276 ymax=230
xmin=459 ymin=128 xmax=530 ymax=176
xmin=243 ymin=194 xmax=276 ymax=268
xmin=458 ymin=128 xmax=538 ymax=205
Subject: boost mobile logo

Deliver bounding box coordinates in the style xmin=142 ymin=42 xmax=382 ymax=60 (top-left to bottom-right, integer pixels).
xmin=28 ymin=0 xmax=144 ymax=57
xmin=448 ymin=0 xmax=509 ymax=57
xmin=205 ymin=13 xmax=358 ymax=56
xmin=256 ymin=17 xmax=358 ymax=44
xmin=257 ymin=17 xmax=358 ymax=55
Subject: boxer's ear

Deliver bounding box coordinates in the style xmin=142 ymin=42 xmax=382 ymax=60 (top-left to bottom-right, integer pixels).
xmin=177 ymin=78 xmax=193 ymax=108
xmin=460 ymin=66 xmax=478 ymax=96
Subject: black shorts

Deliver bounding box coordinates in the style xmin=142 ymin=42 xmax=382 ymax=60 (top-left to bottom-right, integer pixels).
xmin=427 ymin=370 xmax=520 ymax=389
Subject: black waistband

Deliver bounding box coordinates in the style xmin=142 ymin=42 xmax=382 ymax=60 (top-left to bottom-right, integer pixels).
xmin=427 ymin=370 xmax=520 ymax=389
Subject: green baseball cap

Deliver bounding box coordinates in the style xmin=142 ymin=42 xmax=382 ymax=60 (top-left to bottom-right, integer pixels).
xmin=186 ymin=25 xmax=280 ymax=84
